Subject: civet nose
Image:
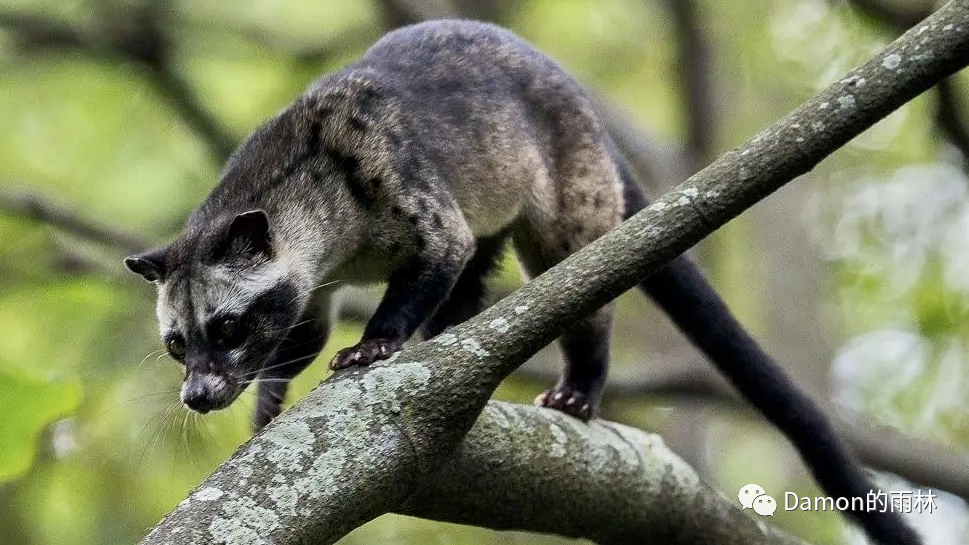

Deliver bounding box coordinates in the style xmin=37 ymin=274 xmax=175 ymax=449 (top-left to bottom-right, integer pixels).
xmin=181 ymin=380 xmax=213 ymax=414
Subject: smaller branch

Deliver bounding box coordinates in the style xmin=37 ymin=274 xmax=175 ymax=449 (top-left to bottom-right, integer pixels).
xmin=450 ymin=0 xmax=512 ymax=22
xmin=176 ymin=19 xmax=373 ymax=65
xmin=837 ymin=415 xmax=969 ymax=500
xmin=49 ymin=242 xmax=126 ymax=277
xmin=515 ymin=358 xmax=728 ymax=402
xmin=168 ymin=17 xmax=380 ymax=150
xmin=0 ymin=12 xmax=86 ymax=50
xmin=124 ymin=3 xmax=238 ymax=161
xmin=336 ymin=288 xmax=379 ymax=323
xmin=0 ymin=190 xmax=149 ymax=254
xmin=148 ymin=64 xmax=237 ymax=160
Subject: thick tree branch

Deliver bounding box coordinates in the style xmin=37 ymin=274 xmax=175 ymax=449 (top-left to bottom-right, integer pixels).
xmin=342 ymin=291 xmax=969 ymax=501
xmin=139 ymin=4 xmax=969 ymax=544
xmin=398 ymin=401 xmax=807 ymax=545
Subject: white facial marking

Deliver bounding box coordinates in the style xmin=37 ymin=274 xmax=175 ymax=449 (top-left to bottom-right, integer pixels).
xmin=228 ymin=348 xmax=244 ymax=366
xmin=197 ymin=262 xmax=287 ymax=327
xmin=155 ymin=282 xmax=177 ymax=336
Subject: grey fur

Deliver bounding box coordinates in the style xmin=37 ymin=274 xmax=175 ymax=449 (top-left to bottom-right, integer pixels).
xmin=127 ymin=19 xmax=624 ymax=420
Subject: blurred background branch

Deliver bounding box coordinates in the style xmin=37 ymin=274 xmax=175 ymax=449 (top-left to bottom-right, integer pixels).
xmin=0 ymin=3 xmax=236 ymax=159
xmin=664 ymin=0 xmax=715 ymax=171
xmin=0 ymin=189 xmax=148 ymax=253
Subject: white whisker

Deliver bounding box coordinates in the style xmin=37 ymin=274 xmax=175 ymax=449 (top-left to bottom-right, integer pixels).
xmin=138 ymin=349 xmax=167 ymax=367
xmin=242 ymin=352 xmax=322 ymax=378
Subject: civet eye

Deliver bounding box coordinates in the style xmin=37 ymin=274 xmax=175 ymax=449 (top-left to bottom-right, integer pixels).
xmin=166 ymin=335 xmax=186 ymax=361
xmin=213 ymin=317 xmax=246 ymax=349
xmin=219 ymin=318 xmax=236 ymax=339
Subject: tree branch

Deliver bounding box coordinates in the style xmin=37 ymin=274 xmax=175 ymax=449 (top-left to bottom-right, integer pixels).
xmin=147 ymin=63 xmax=237 ymax=161
xmin=139 ymin=3 xmax=969 ymax=544
xmin=0 ymin=190 xmax=149 ymax=254
xmin=515 ymin=364 xmax=969 ymax=500
xmin=343 ymin=291 xmax=969 ymax=502
xmin=837 ymin=415 xmax=969 ymax=500
xmin=398 ymin=401 xmax=808 ymax=545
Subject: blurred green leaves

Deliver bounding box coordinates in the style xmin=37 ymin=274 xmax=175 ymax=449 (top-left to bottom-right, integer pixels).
xmin=0 ymin=370 xmax=80 ymax=482
xmin=0 ymin=56 xmax=213 ymax=232
xmin=815 ymin=165 xmax=969 ymax=446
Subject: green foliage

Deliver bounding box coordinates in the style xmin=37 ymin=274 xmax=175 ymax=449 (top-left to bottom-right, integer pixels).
xmin=0 ymin=371 xmax=80 ymax=482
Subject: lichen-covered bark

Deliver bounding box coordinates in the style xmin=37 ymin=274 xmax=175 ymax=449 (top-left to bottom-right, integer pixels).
xmin=141 ymin=3 xmax=969 ymax=545
xmin=401 ymin=401 xmax=808 ymax=545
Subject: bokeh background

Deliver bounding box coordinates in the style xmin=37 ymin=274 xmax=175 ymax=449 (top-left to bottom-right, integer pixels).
xmin=0 ymin=0 xmax=967 ymax=543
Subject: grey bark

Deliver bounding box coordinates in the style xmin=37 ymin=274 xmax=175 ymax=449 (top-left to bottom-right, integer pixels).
xmin=518 ymin=364 xmax=969 ymax=500
xmin=141 ymin=3 xmax=969 ymax=544
xmin=399 ymin=401 xmax=807 ymax=545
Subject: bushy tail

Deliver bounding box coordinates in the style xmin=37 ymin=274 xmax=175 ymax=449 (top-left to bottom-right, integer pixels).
xmin=620 ymin=165 xmax=921 ymax=545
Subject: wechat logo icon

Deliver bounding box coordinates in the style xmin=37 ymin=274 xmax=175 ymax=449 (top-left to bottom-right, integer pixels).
xmin=739 ymin=484 xmax=777 ymax=516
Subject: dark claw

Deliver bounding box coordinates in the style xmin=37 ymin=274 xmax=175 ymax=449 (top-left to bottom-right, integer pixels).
xmin=535 ymin=384 xmax=595 ymax=421
xmin=330 ymin=338 xmax=402 ymax=370
xmin=253 ymin=401 xmax=281 ymax=432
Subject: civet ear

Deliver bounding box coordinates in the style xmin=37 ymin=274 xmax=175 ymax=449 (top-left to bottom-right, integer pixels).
xmin=123 ymin=246 xmax=168 ymax=282
xmin=222 ymin=209 xmax=273 ymax=259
